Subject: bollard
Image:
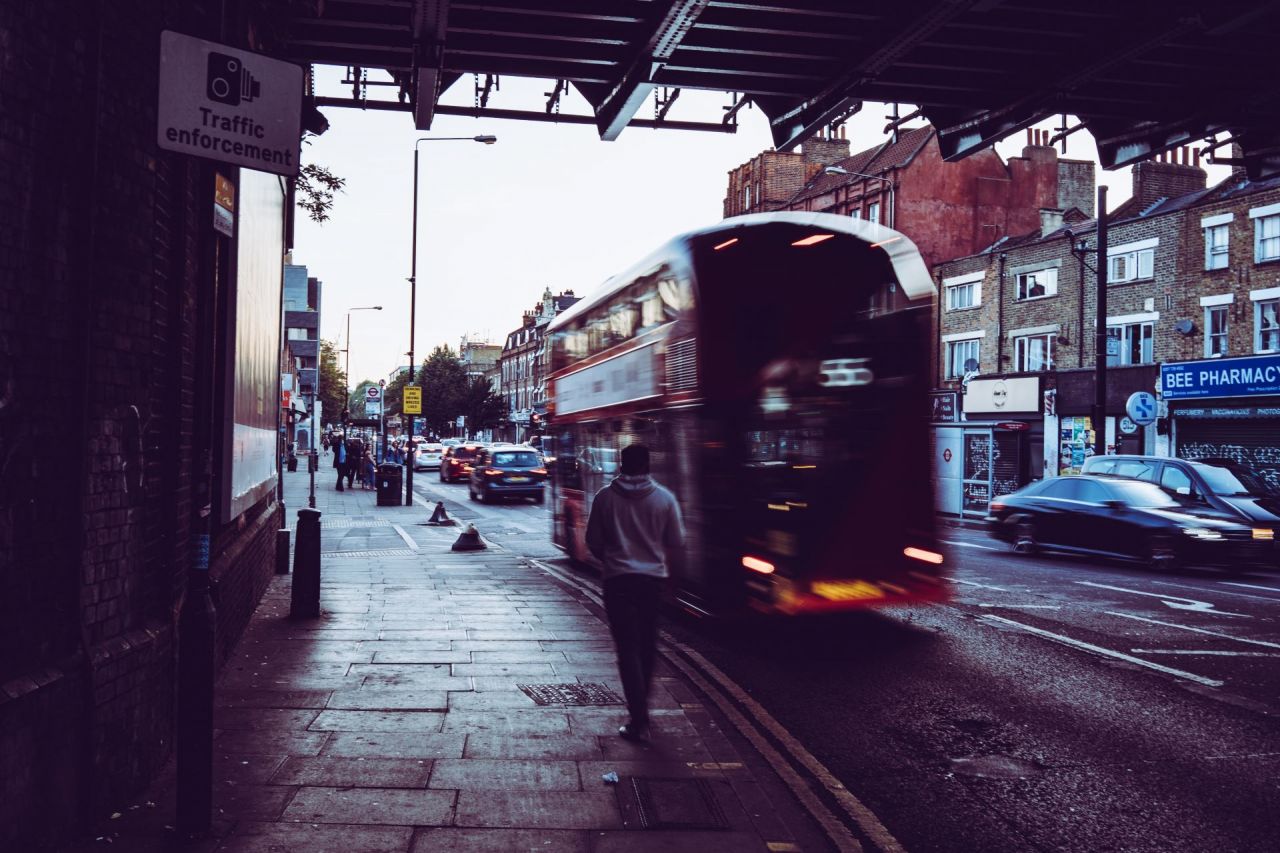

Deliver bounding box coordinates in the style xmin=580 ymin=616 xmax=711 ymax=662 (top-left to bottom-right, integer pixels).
xmin=275 ymin=528 xmax=290 ymax=575
xmin=291 ymin=508 xmax=322 ymax=618
xmin=451 ymin=523 xmax=486 ymax=552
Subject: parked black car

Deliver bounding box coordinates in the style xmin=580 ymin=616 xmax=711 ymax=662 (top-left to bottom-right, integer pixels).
xmin=1081 ymin=454 xmax=1279 ymax=565
xmin=469 ymin=446 xmax=547 ymax=504
xmin=987 ymin=475 xmax=1268 ymax=569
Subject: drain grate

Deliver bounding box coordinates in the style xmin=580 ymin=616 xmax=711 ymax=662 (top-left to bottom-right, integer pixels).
xmin=630 ymin=777 xmax=730 ymax=831
xmin=516 ymin=682 xmax=622 ymax=706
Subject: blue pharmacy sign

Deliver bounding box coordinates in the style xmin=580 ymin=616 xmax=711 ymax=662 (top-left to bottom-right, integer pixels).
xmin=1161 ymin=353 xmax=1280 ymax=401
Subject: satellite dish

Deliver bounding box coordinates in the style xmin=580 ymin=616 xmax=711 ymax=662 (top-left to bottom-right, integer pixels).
xmin=963 ymin=358 xmax=979 ymax=372
xmin=1173 ymin=319 xmax=1195 ymax=335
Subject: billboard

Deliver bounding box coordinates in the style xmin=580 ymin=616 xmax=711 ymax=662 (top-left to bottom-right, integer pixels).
xmin=223 ymin=168 xmax=285 ymax=522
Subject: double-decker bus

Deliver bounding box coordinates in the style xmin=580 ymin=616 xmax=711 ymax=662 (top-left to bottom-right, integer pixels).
xmin=546 ymin=212 xmax=945 ymax=616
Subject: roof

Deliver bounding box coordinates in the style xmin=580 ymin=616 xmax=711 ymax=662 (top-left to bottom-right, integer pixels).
xmin=792 ymin=126 xmax=934 ymax=202
xmin=275 ymin=2 xmax=1280 ymax=178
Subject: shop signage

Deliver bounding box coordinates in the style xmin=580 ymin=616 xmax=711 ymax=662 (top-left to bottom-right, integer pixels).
xmin=1160 ymin=353 xmax=1280 ymax=401
xmin=1173 ymin=405 xmax=1280 ymax=419
xmin=1119 ymin=416 xmax=1138 ymax=434
xmin=157 ymin=31 xmax=303 ymax=177
xmin=930 ymin=391 xmax=958 ymax=422
xmin=213 ymin=172 xmax=235 ymax=236
xmin=963 ymin=376 xmax=1039 ymax=414
xmin=1125 ymin=391 xmax=1157 ymax=426
xmin=995 ymin=422 xmax=1029 ymax=431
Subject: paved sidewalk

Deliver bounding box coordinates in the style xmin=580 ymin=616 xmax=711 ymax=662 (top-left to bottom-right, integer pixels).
xmin=66 ymin=461 xmax=833 ymax=852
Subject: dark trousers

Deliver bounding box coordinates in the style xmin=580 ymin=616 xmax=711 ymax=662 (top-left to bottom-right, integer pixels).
xmin=604 ymin=574 xmax=662 ymax=727
xmin=335 ymin=461 xmax=348 ymax=490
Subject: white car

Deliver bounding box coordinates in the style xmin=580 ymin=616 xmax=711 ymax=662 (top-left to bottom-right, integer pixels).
xmin=413 ymin=442 xmax=444 ymax=471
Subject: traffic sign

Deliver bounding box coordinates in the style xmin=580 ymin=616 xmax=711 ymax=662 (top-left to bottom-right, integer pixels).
xmin=1119 ymin=416 xmax=1138 ymax=434
xmin=1125 ymin=391 xmax=1157 ymax=426
xmin=403 ymin=386 xmax=422 ymax=414
xmin=366 ymin=386 xmax=381 ymax=400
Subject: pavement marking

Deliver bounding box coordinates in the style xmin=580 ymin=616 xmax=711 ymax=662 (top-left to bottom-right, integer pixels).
xmin=1221 ymin=581 xmax=1280 ymax=594
xmin=1130 ymin=649 xmax=1280 ymax=658
xmin=531 ymin=558 xmax=899 ymax=853
xmin=1151 ymin=580 xmax=1280 ymax=603
xmin=390 ymin=524 xmax=420 ymax=552
xmin=1075 ymin=581 xmax=1249 ymax=618
xmin=979 ymin=614 xmax=1224 ymax=688
xmin=942 ymin=539 xmax=1002 ymax=551
xmin=978 ymin=603 xmax=1061 ymax=609
xmin=953 ymin=579 xmax=1009 ymax=592
xmin=1106 ymin=612 xmax=1280 ymax=650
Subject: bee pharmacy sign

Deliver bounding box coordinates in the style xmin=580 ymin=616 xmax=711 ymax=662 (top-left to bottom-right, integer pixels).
xmin=157 ymin=31 xmax=302 ymax=177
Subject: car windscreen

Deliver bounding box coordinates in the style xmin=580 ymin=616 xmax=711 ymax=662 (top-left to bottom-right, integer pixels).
xmin=493 ymin=451 xmax=539 ymax=467
xmin=1196 ymin=462 xmax=1274 ymax=497
xmin=1107 ymin=479 xmax=1179 ymax=508
xmin=453 ymin=447 xmax=480 ymax=460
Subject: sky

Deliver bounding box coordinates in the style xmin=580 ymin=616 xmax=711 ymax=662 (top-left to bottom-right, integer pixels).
xmin=293 ymin=69 xmax=1229 ymax=389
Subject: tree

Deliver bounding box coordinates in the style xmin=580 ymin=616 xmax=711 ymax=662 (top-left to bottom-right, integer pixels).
xmin=296 ymin=134 xmax=346 ymax=224
xmin=420 ymin=345 xmax=468 ymax=436
xmin=459 ymin=376 xmax=506 ymax=431
xmin=382 ymin=369 xmax=411 ymax=418
xmin=317 ymin=340 xmax=347 ymax=427
xmin=348 ymin=380 xmax=378 ymax=418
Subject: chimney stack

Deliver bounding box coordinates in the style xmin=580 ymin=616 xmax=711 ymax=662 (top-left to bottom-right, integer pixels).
xmin=1039 ymin=208 xmax=1065 ymax=236
xmin=1131 ymin=147 xmax=1207 ymax=209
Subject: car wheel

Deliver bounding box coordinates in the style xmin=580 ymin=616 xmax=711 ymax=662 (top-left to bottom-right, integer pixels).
xmin=481 ymin=487 xmax=493 ymax=504
xmin=533 ymin=490 xmax=545 ymax=505
xmin=1146 ymin=534 xmax=1178 ymax=571
xmin=1013 ymin=517 xmax=1039 ymax=555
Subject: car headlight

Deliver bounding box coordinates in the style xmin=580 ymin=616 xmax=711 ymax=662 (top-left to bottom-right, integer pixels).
xmin=1181 ymin=527 xmax=1223 ymax=540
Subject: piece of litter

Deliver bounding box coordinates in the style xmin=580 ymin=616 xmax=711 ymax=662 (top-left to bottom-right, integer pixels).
xmin=110 ymin=812 xmax=122 ymax=819
xmin=601 ymin=772 xmax=619 ymax=784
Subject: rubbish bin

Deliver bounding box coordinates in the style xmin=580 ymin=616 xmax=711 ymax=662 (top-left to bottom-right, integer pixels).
xmin=287 ymin=454 xmax=298 ymax=472
xmin=376 ymin=463 xmax=403 ymax=507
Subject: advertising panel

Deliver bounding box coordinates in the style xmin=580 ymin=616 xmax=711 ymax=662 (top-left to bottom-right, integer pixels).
xmin=223 ymin=168 xmax=284 ymax=522
xmin=554 ymin=343 xmax=659 ymax=416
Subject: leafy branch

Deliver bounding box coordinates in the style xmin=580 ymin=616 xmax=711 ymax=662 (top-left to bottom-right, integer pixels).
xmin=296 ymin=162 xmax=346 ymax=224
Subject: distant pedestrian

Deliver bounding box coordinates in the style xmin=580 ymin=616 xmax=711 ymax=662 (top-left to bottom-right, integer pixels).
xmin=345 ymin=435 xmax=363 ymax=489
xmin=362 ymin=450 xmax=376 ymax=490
xmin=585 ymin=443 xmax=685 ymax=742
xmin=321 ymin=434 xmax=330 ymax=453
xmin=333 ymin=434 xmax=347 ymax=492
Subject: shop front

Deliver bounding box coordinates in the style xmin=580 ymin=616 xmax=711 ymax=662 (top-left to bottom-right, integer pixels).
xmin=1051 ymin=365 xmax=1158 ymax=475
xmin=1161 ymin=353 xmax=1280 ymax=492
xmin=934 ymin=376 xmax=1041 ymax=517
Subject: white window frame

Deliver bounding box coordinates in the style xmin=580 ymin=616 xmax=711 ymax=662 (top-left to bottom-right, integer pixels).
xmin=1015 ymin=267 xmax=1058 ymax=301
xmin=742 ymin=183 xmax=752 ymax=210
xmin=1013 ymin=332 xmax=1056 ymax=372
xmin=1204 ymin=305 xmax=1229 ymax=357
xmin=1251 ymin=204 xmax=1280 ymax=263
xmin=1202 ymin=212 xmax=1232 ymax=271
xmin=944 ymin=336 xmax=981 ymax=380
xmin=942 ymin=272 xmax=983 ymax=312
xmin=1106 ymin=313 xmax=1156 ymax=366
xmin=1253 ymin=290 xmax=1280 ymax=353
xmin=867 ymin=201 xmax=880 ymax=224
xmin=849 ymin=209 xmax=861 ymax=220
xmin=1107 ymin=237 xmax=1157 ymax=283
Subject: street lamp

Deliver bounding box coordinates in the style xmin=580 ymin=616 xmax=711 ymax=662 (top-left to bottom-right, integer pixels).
xmin=342 ymin=305 xmax=383 ymax=413
xmin=823 ymin=165 xmax=894 ymax=227
xmin=405 ymin=133 xmax=497 ymax=504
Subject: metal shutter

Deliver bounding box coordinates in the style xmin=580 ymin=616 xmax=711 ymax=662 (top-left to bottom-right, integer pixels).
xmin=1177 ymin=418 xmax=1280 ymax=493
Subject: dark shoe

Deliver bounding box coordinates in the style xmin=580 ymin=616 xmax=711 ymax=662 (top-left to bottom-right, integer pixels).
xmin=618 ymin=722 xmax=650 ymax=743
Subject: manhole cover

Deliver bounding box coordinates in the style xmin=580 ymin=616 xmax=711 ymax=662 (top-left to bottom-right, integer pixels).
xmin=949 ymin=755 xmax=1041 ymax=780
xmin=630 ymin=778 xmax=730 ymax=831
xmin=517 ymin=683 xmax=622 ymax=706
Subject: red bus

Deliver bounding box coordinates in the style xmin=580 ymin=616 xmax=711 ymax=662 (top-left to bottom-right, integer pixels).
xmin=546 ymin=212 xmax=946 ymax=616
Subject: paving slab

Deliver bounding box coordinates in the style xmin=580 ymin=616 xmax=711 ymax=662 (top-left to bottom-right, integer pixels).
xmin=321 ymin=732 xmax=467 ymax=759
xmin=324 ymin=689 xmax=448 ymax=710
xmin=410 ymin=828 xmax=589 ymax=853
xmin=463 ymin=733 xmax=604 ymax=761
xmin=428 ymin=759 xmax=582 ymax=791
xmin=213 ymin=823 xmax=413 ymax=853
xmin=282 ymin=786 xmax=456 ymax=826
xmin=454 ymin=791 xmax=621 ymax=829
xmin=308 ymin=709 xmax=446 ymax=732
xmin=268 ymin=756 xmax=433 ymax=788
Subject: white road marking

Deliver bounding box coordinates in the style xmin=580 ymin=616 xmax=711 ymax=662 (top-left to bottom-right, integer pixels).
xmin=1151 ymin=580 xmax=1280 ymax=603
xmin=530 ymin=558 xmax=897 ymax=853
xmin=1075 ymin=581 xmax=1249 ymax=618
xmin=953 ymin=579 xmax=1009 ymax=591
xmin=942 ymin=539 xmax=1002 ymax=551
xmin=980 ymin=614 xmax=1224 ymax=688
xmin=1221 ymin=581 xmax=1280 ymax=594
xmin=978 ymin=603 xmax=1061 ymax=609
xmin=1130 ymin=649 xmax=1280 ymax=658
xmin=1107 ymin=611 xmax=1280 ymax=650
xmin=390 ymin=524 xmax=419 ymax=552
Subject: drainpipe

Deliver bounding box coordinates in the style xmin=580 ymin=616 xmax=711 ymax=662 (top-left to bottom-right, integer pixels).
xmin=996 ymin=252 xmax=1007 ymax=370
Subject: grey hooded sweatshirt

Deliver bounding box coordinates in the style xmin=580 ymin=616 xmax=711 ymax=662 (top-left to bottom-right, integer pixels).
xmin=585 ymin=474 xmax=686 ymax=580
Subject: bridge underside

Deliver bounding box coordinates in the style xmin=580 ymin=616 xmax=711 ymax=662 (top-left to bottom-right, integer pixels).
xmin=277 ymin=1 xmax=1280 ymax=177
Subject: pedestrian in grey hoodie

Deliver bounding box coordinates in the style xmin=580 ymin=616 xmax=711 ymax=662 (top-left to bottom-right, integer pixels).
xmin=585 ymin=443 xmax=685 ymax=741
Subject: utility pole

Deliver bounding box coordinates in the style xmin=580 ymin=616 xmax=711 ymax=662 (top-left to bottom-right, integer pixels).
xmin=1093 ymin=185 xmax=1109 ymax=461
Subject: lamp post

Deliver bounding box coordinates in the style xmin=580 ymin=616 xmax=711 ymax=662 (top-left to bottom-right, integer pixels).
xmin=342 ymin=305 xmax=383 ymax=413
xmin=823 ymin=165 xmax=895 ymax=227
xmin=405 ymin=133 xmax=497 ymax=505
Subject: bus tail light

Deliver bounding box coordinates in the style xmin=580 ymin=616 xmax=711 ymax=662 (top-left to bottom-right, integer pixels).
xmin=903 ymin=547 xmax=943 ymax=565
xmin=742 ymin=555 xmax=775 ymax=574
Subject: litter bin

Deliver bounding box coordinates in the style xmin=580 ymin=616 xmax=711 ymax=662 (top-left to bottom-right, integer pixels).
xmin=287 ymin=454 xmax=298 ymax=472
xmin=376 ymin=463 xmax=403 ymax=507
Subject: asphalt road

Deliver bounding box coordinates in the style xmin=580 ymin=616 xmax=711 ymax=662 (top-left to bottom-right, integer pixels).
xmin=412 ymin=474 xmax=1280 ymax=852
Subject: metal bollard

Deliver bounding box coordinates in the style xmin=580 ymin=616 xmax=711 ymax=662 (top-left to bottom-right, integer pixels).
xmin=291 ymin=508 xmax=322 ymax=618
xmin=276 ymin=528 xmax=290 ymax=575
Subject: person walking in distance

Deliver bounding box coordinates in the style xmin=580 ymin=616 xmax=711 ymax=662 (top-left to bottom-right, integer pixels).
xmin=585 ymin=443 xmax=685 ymax=742
xmin=333 ymin=432 xmax=347 ymax=492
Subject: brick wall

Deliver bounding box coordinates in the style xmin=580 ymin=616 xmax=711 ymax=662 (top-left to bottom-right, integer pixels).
xmin=0 ymin=2 xmax=284 ymax=847
xmin=1131 ymin=159 xmax=1207 ymax=211
xmin=723 ymin=150 xmax=821 ymax=217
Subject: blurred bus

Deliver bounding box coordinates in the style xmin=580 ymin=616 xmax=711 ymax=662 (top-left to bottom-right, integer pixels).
xmin=546 ymin=212 xmax=946 ymax=617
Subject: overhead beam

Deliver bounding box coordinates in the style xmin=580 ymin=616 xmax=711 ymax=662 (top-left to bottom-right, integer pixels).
xmin=594 ymin=0 xmax=712 ymax=140
xmin=767 ymin=0 xmax=990 ymax=151
xmin=412 ymin=0 xmax=450 ymax=130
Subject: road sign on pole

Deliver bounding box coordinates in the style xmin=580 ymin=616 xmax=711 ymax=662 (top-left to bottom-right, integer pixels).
xmin=403 ymin=386 xmax=422 ymax=414
xmin=1125 ymin=391 xmax=1157 ymax=426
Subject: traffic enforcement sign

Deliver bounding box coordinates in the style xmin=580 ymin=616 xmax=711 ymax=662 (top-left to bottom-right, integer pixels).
xmin=403 ymin=386 xmax=422 ymax=414
xmin=1125 ymin=391 xmax=1157 ymax=426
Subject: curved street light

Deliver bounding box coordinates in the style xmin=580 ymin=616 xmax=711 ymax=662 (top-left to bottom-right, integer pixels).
xmin=342 ymin=305 xmax=383 ymax=411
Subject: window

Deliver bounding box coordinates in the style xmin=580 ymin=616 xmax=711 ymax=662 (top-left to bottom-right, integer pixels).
xmin=1205 ymin=305 xmax=1228 ymax=357
xmin=287 ymin=327 xmax=309 ymax=340
xmin=1014 ymin=332 xmax=1055 ymax=372
xmin=1107 ymin=321 xmax=1153 ymax=366
xmin=1159 ymin=465 xmax=1194 ymax=497
xmin=1108 ymin=246 xmax=1155 ymax=282
xmin=945 ymin=338 xmax=979 ymax=379
xmin=1205 ymin=224 xmax=1229 ymax=270
xmin=1114 ymin=460 xmax=1157 ymax=481
xmin=867 ymin=201 xmax=880 ymax=224
xmin=1016 ymin=268 xmax=1058 ymax=300
xmin=946 ymin=280 xmax=978 ymax=310
xmin=1257 ymin=214 xmax=1280 ymax=263
xmin=742 ymin=183 xmax=751 ymax=210
xmin=1257 ymin=298 xmax=1280 ymax=353
xmin=849 ymin=209 xmax=861 ymax=220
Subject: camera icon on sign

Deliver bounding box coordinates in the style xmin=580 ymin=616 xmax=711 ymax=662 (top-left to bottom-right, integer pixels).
xmin=206 ymin=52 xmax=260 ymax=106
